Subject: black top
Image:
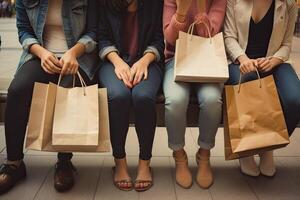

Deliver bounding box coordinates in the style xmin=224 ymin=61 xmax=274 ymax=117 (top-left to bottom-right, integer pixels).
xmin=245 ymin=0 xmax=275 ymax=59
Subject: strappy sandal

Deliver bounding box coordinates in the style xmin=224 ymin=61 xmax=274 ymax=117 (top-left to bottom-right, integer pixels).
xmin=112 ymin=167 xmax=133 ymax=191
xmin=134 ymin=168 xmax=153 ymax=192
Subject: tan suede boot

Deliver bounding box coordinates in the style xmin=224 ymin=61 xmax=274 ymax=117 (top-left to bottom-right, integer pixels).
xmin=173 ymin=150 xmax=193 ymax=189
xmin=196 ymin=150 xmax=213 ymax=189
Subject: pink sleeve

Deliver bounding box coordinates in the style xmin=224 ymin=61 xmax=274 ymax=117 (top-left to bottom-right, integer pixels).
xmin=195 ymin=0 xmax=227 ymax=37
xmin=163 ymin=0 xmax=189 ymax=46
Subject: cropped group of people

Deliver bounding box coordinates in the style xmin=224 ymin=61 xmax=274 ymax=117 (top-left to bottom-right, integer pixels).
xmin=0 ymin=0 xmax=299 ymax=194
xmin=0 ymin=0 xmax=14 ymax=18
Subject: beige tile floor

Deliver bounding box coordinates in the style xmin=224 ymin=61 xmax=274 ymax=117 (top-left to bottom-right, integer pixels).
xmin=1 ymin=18 xmax=300 ymax=200
xmin=0 ymin=127 xmax=300 ymax=200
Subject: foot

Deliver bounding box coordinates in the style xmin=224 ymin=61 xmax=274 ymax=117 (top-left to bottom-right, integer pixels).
xmin=259 ymin=151 xmax=276 ymax=177
xmin=0 ymin=161 xmax=26 ymax=195
xmin=113 ymin=158 xmax=132 ymax=191
xmin=54 ymin=160 xmax=76 ymax=192
xmin=239 ymin=156 xmax=260 ymax=177
xmin=196 ymin=149 xmax=214 ymax=189
xmin=173 ymin=149 xmax=192 ymax=189
xmin=134 ymin=159 xmax=153 ymax=192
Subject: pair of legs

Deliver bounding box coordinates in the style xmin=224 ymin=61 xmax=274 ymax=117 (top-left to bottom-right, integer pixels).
xmin=98 ymin=61 xmax=162 ymax=191
xmin=226 ymin=63 xmax=300 ymax=176
xmin=163 ymin=59 xmax=223 ymax=188
xmin=1 ymin=58 xmax=91 ymax=194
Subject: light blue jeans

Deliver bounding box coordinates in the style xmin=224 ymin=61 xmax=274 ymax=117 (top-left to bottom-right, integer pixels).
xmin=163 ymin=59 xmax=223 ymax=151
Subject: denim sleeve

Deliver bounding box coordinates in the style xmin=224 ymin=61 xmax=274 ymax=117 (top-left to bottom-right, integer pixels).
xmin=146 ymin=0 xmax=165 ymax=63
xmin=16 ymin=0 xmax=39 ymax=52
xmin=98 ymin=4 xmax=119 ymax=60
xmin=77 ymin=0 xmax=98 ymax=53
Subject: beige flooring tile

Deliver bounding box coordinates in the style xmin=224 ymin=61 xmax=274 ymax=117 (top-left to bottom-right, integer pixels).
xmin=243 ymin=157 xmax=300 ymax=200
xmin=94 ymin=156 xmax=139 ymax=200
xmin=0 ymin=126 xmax=5 ymax=153
xmin=209 ymin=158 xmax=258 ymax=200
xmin=0 ymin=155 xmax=55 ymax=200
xmin=138 ymin=157 xmax=176 ymax=200
xmin=34 ymin=155 xmax=103 ymax=200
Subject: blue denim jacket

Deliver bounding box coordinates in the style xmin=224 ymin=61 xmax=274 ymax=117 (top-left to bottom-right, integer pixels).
xmin=16 ymin=0 xmax=99 ymax=79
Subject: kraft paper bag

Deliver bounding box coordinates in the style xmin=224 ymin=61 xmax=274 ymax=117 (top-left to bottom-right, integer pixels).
xmin=26 ymin=82 xmax=58 ymax=150
xmin=52 ymin=81 xmax=99 ymax=146
xmin=26 ymin=87 xmax=110 ymax=152
xmin=174 ymin=23 xmax=229 ymax=83
xmin=224 ymin=75 xmax=290 ymax=160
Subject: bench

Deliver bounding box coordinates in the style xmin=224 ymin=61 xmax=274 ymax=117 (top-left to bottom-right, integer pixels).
xmin=0 ymin=90 xmax=299 ymax=128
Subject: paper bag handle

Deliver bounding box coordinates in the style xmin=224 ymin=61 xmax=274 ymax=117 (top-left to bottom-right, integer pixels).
xmin=238 ymin=67 xmax=262 ymax=93
xmin=187 ymin=22 xmax=212 ymax=43
xmin=58 ymin=71 xmax=87 ymax=96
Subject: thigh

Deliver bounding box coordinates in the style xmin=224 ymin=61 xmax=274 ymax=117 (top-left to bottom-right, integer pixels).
xmin=226 ymin=63 xmax=260 ymax=85
xmin=272 ymin=63 xmax=300 ymax=100
xmin=98 ymin=61 xmax=131 ymax=100
xmin=9 ymin=58 xmax=58 ymax=92
xmin=163 ymin=59 xmax=191 ymax=103
xmin=132 ymin=62 xmax=163 ymax=100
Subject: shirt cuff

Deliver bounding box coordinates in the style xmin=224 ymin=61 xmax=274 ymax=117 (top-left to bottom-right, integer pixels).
xmin=144 ymin=46 xmax=160 ymax=62
xmin=22 ymin=38 xmax=40 ymax=52
xmin=99 ymin=46 xmax=119 ymax=60
xmin=171 ymin=14 xmax=188 ymax=31
xmin=78 ymin=35 xmax=97 ymax=53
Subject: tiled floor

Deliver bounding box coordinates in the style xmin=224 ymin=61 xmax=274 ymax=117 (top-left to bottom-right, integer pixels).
xmin=1 ymin=18 xmax=300 ymax=200
xmin=0 ymin=127 xmax=300 ymax=200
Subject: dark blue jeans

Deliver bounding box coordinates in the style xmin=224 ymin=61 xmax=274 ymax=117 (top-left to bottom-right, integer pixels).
xmin=226 ymin=63 xmax=300 ymax=135
xmin=98 ymin=61 xmax=162 ymax=160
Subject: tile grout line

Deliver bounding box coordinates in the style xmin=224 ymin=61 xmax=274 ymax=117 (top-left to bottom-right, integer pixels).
xmin=92 ymin=157 xmax=105 ymax=200
xmin=168 ymin=156 xmax=178 ymax=200
xmin=32 ymin=162 xmax=54 ymax=200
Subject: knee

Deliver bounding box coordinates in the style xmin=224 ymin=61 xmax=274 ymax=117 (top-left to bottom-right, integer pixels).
xmin=199 ymin=88 xmax=223 ymax=109
xmin=108 ymin=88 xmax=131 ymax=106
xmin=165 ymin=94 xmax=189 ymax=113
xmin=284 ymin=92 xmax=300 ymax=110
xmin=132 ymin=90 xmax=156 ymax=106
xmin=7 ymin=79 xmax=33 ymax=98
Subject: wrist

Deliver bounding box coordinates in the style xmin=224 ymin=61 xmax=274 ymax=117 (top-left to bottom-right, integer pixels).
xmin=238 ymin=55 xmax=250 ymax=64
xmin=175 ymin=12 xmax=187 ymax=23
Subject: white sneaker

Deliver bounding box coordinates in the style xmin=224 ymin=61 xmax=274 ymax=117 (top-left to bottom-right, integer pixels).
xmin=259 ymin=151 xmax=276 ymax=177
xmin=239 ymin=156 xmax=260 ymax=177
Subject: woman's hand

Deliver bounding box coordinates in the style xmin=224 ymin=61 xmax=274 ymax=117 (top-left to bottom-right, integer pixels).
xmin=195 ymin=13 xmax=211 ymax=36
xmin=131 ymin=59 xmax=149 ymax=86
xmin=238 ymin=55 xmax=258 ymax=74
xmin=30 ymin=44 xmax=61 ymax=74
xmin=114 ymin=60 xmax=133 ymax=88
xmin=59 ymin=50 xmax=79 ymax=75
xmin=176 ymin=0 xmax=193 ymax=22
xmin=130 ymin=52 xmax=156 ymax=86
xmin=257 ymin=57 xmax=282 ymax=73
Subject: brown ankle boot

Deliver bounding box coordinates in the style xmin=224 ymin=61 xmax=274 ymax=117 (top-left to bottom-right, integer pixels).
xmin=173 ymin=150 xmax=192 ymax=189
xmin=196 ymin=150 xmax=213 ymax=189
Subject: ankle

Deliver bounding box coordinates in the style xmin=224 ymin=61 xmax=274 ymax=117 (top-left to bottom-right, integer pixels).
xmin=6 ymin=160 xmax=22 ymax=167
xmin=174 ymin=149 xmax=186 ymax=156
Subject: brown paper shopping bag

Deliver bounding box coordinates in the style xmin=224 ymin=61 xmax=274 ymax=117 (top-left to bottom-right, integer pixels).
xmin=224 ymin=74 xmax=289 ymax=160
xmin=52 ymin=73 xmax=99 ymax=146
xmin=174 ymin=22 xmax=229 ymax=83
xmin=25 ymin=82 xmax=57 ymax=150
xmin=26 ymin=86 xmax=110 ymax=152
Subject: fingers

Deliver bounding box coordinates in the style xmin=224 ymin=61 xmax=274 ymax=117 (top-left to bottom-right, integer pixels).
xmin=41 ymin=63 xmax=54 ymax=74
xmin=121 ymin=73 xmax=132 ymax=88
xmin=133 ymin=71 xmax=142 ymax=86
xmin=45 ymin=59 xmax=61 ymax=74
xmin=144 ymin=68 xmax=148 ymax=80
